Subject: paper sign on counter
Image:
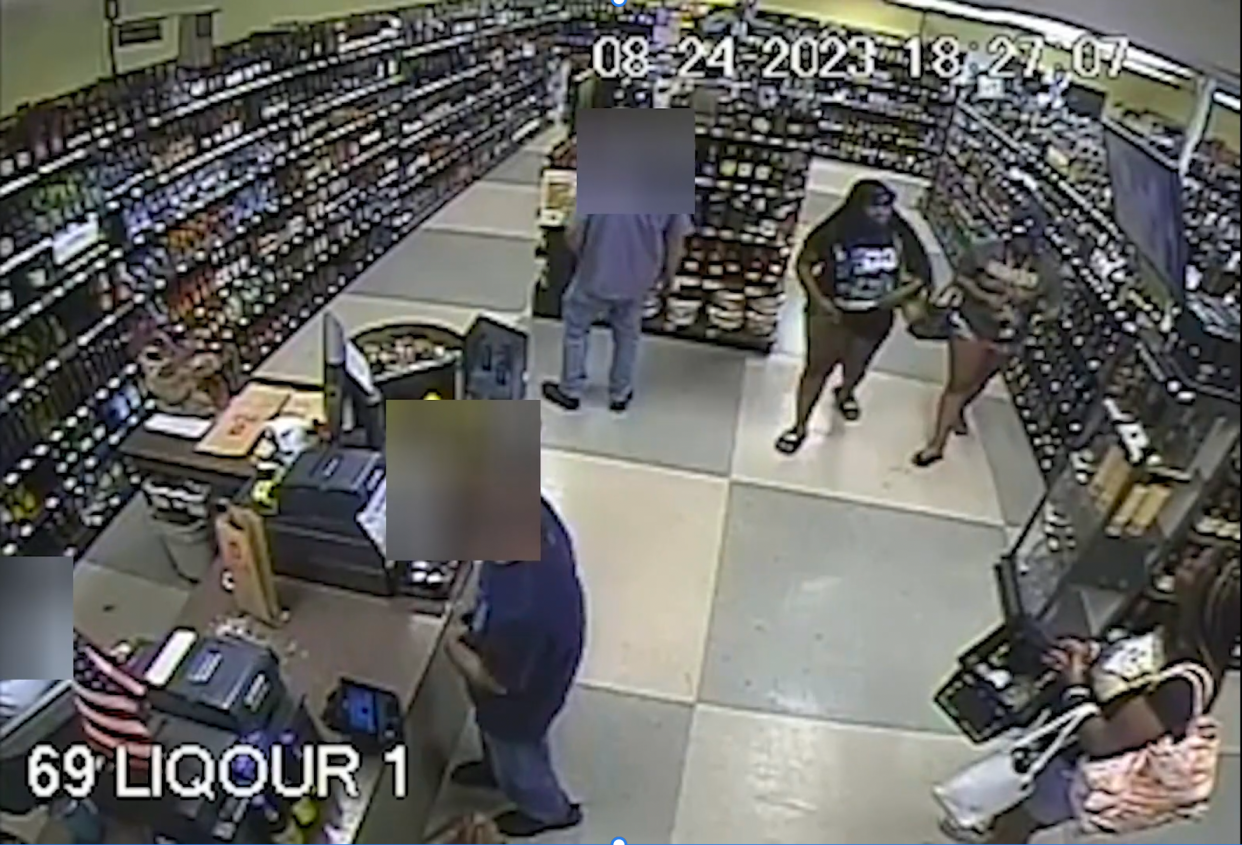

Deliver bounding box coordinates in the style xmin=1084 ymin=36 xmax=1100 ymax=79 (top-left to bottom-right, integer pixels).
xmin=196 ymin=384 xmax=292 ymax=457
xmin=144 ymin=413 xmax=214 ymax=439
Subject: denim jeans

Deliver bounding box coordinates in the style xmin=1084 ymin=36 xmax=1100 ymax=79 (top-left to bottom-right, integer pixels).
xmin=560 ymin=282 xmax=645 ymax=402
xmin=482 ymin=730 xmax=574 ymax=823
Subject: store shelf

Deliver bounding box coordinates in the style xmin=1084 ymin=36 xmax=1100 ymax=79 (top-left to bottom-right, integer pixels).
xmin=0 ymin=0 xmax=556 ymax=558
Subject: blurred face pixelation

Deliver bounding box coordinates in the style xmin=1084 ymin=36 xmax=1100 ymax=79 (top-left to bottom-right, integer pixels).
xmin=576 ymin=108 xmax=695 ymax=215
xmin=385 ymin=400 xmax=541 ymax=562
xmin=0 ymin=557 xmax=73 ymax=680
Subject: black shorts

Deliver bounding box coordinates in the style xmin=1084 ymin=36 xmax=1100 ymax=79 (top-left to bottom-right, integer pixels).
xmin=950 ymin=299 xmax=1019 ymax=349
xmin=805 ymin=306 xmax=894 ymax=364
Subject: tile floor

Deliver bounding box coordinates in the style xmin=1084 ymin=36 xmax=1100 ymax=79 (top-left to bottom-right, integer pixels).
xmin=69 ymin=133 xmax=1240 ymax=844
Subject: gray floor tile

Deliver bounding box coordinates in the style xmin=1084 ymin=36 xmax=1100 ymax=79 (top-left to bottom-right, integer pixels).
xmin=422 ymin=181 xmax=540 ymax=240
xmin=872 ymin=329 xmax=954 ymax=385
xmin=531 ymin=318 xmax=747 ymax=476
xmin=346 ymin=229 xmax=537 ymax=311
xmin=433 ymin=685 xmax=693 ymax=845
xmin=699 ymin=483 xmax=1008 ymax=734
xmin=974 ymin=394 xmax=1046 ymax=527
xmin=1217 ymin=674 xmax=1240 ymax=754
xmin=673 ymin=703 xmax=981 ymax=845
xmin=72 ymin=561 xmax=190 ymax=648
xmin=485 ymin=150 xmax=546 ymax=186
xmin=83 ymin=497 xmax=197 ymax=589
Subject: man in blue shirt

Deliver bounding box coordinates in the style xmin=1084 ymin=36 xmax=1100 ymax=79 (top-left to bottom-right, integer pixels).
xmin=445 ymin=498 xmax=587 ymax=838
xmin=542 ymin=213 xmax=693 ymax=413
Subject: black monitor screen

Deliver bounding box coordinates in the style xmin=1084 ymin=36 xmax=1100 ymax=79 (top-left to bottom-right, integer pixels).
xmin=1103 ymin=123 xmax=1188 ymax=298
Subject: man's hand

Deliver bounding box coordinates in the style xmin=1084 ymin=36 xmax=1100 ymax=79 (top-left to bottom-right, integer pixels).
xmin=445 ymin=626 xmax=508 ymax=696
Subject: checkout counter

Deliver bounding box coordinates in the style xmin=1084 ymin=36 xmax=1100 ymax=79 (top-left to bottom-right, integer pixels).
xmin=100 ymin=311 xmax=530 ymax=843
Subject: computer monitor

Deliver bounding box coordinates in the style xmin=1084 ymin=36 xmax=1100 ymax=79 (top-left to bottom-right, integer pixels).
xmin=323 ymin=312 xmax=385 ymax=449
xmin=1063 ymin=82 xmax=1106 ymax=119
xmin=1103 ymin=119 xmax=1189 ymax=302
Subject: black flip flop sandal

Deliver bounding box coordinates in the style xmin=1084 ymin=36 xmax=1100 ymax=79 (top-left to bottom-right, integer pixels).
xmin=912 ymin=448 xmax=944 ymax=467
xmin=775 ymin=428 xmax=807 ymax=455
xmin=834 ymin=390 xmax=861 ymax=422
xmin=953 ymin=416 xmax=970 ymax=436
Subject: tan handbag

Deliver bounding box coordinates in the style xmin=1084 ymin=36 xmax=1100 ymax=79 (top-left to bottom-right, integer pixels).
xmin=1071 ymin=662 xmax=1223 ymax=835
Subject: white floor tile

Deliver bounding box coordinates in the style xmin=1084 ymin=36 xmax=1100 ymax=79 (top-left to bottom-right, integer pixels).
xmin=257 ymin=292 xmax=524 ymax=383
xmin=731 ymin=358 xmax=1005 ymax=526
xmin=672 ymin=704 xmax=978 ymax=844
xmin=541 ymin=449 xmax=728 ymax=702
xmin=422 ymin=180 xmax=540 ymax=240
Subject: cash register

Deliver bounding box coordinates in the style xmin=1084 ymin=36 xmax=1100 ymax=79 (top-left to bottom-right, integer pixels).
xmin=263 ymin=312 xmax=530 ymax=596
xmin=263 ymin=314 xmax=394 ymax=594
xmin=142 ymin=629 xmax=316 ymax=843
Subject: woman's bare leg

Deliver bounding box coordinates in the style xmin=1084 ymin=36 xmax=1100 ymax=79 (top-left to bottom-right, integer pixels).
xmin=917 ymin=337 xmax=993 ymax=463
xmin=958 ymin=348 xmax=1005 ymax=431
xmin=777 ymin=329 xmax=845 ymax=453
xmin=793 ymin=353 xmax=842 ymax=433
xmin=838 ymin=312 xmax=894 ymax=399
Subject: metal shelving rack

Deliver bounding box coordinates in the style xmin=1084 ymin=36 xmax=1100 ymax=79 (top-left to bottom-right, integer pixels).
xmin=1 ymin=0 xmax=560 ymax=560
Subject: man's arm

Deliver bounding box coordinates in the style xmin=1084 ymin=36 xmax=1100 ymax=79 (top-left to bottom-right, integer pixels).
xmin=955 ymin=243 xmax=1010 ymax=309
xmin=660 ymin=215 xmax=693 ymax=286
xmin=445 ymin=621 xmax=508 ymax=696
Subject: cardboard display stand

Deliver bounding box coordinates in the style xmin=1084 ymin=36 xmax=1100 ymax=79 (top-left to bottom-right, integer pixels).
xmin=216 ymin=504 xmax=283 ymax=626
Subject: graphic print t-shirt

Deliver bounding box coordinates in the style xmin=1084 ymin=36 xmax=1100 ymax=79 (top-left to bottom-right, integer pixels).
xmin=824 ymin=233 xmax=902 ymax=311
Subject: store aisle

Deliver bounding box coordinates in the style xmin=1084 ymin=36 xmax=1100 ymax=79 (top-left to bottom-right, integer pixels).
xmin=74 ymin=129 xmax=1240 ymax=844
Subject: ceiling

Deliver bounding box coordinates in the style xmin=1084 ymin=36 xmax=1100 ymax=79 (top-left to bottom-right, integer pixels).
xmin=963 ymin=0 xmax=1240 ymax=81
xmin=2 ymin=0 xmax=1238 ymax=82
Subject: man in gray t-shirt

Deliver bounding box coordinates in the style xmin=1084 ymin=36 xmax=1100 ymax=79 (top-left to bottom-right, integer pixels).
xmin=542 ymin=213 xmax=693 ymax=412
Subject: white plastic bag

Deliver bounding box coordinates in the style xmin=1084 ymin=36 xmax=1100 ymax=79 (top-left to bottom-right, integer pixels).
xmin=934 ymin=703 xmax=1099 ymax=832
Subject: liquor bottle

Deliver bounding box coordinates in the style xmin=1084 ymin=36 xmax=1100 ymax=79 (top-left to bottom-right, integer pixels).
xmin=3 ymin=474 xmax=42 ymax=524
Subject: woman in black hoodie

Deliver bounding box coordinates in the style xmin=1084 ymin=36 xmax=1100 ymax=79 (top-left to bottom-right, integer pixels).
xmin=776 ymin=180 xmax=932 ymax=455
